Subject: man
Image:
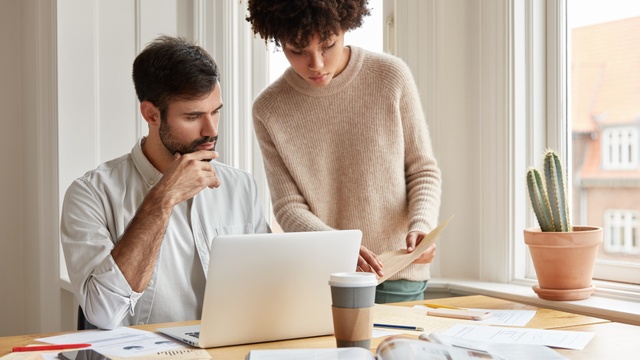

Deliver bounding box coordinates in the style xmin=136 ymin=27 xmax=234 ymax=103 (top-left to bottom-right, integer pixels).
xmin=61 ymin=36 xmax=269 ymax=330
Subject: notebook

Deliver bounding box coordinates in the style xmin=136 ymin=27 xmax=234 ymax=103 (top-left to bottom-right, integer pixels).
xmin=157 ymin=230 xmax=362 ymax=348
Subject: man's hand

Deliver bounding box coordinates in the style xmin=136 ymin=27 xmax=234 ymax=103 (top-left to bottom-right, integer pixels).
xmin=406 ymin=231 xmax=437 ymax=264
xmin=111 ymin=150 xmax=220 ymax=292
xmin=153 ymin=150 xmax=221 ymax=208
xmin=357 ymin=245 xmax=384 ymax=277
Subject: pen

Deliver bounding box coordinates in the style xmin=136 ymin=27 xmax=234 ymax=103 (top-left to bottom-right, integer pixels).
xmin=12 ymin=343 xmax=92 ymax=352
xmin=374 ymin=323 xmax=424 ymax=331
xmin=424 ymin=303 xmax=466 ymax=310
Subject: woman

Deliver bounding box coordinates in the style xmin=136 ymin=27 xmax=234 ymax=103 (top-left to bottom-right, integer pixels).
xmin=246 ymin=0 xmax=442 ymax=303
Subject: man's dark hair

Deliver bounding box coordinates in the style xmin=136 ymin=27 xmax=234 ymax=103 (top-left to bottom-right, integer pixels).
xmin=246 ymin=0 xmax=370 ymax=49
xmin=132 ymin=36 xmax=220 ymax=120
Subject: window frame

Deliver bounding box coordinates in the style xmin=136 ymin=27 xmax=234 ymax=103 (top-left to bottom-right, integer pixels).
xmin=493 ymin=0 xmax=640 ymax=294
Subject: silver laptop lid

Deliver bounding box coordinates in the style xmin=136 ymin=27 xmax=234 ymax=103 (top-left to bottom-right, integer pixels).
xmin=198 ymin=230 xmax=362 ymax=348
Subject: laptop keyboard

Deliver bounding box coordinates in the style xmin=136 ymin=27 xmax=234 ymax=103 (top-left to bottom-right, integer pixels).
xmin=186 ymin=332 xmax=200 ymax=338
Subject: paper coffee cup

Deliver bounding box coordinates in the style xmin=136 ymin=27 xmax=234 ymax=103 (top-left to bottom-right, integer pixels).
xmin=329 ymin=272 xmax=377 ymax=349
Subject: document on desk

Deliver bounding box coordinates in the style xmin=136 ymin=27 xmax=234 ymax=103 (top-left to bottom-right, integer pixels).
xmin=35 ymin=327 xmax=199 ymax=358
xmin=414 ymin=305 xmax=537 ymax=327
xmin=374 ymin=304 xmax=537 ymax=338
xmin=472 ymin=309 xmax=536 ymax=326
xmin=426 ymin=333 xmax=568 ymax=360
xmin=13 ymin=349 xmax=211 ymax=360
xmin=376 ymin=216 xmax=453 ymax=284
xmin=441 ymin=324 xmax=595 ymax=350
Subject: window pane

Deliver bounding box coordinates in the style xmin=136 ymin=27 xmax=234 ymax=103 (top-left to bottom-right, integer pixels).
xmin=569 ymin=0 xmax=640 ymax=284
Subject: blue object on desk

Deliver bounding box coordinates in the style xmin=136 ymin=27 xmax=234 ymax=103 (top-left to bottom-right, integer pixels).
xmin=374 ymin=323 xmax=424 ymax=331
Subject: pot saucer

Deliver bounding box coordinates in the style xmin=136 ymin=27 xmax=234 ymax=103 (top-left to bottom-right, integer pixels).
xmin=532 ymin=284 xmax=596 ymax=301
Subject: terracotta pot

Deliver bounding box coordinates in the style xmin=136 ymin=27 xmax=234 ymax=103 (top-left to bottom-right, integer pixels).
xmin=523 ymin=226 xmax=603 ymax=301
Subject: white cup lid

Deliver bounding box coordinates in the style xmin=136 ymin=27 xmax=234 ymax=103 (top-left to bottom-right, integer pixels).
xmin=328 ymin=272 xmax=378 ymax=287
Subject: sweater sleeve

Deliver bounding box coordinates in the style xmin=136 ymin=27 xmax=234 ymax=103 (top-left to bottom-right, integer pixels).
xmin=396 ymin=61 xmax=442 ymax=233
xmin=253 ymin=109 xmax=334 ymax=233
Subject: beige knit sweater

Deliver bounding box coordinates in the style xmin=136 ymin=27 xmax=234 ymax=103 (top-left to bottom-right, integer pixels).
xmin=252 ymin=46 xmax=441 ymax=281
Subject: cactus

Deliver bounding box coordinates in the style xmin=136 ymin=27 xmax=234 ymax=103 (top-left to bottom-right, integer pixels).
xmin=526 ymin=149 xmax=572 ymax=232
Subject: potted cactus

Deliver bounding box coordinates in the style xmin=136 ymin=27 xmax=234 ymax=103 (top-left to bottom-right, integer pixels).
xmin=524 ymin=149 xmax=603 ymax=301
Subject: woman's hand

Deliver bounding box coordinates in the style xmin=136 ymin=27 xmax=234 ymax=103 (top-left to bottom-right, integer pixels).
xmin=406 ymin=231 xmax=437 ymax=264
xmin=357 ymin=245 xmax=384 ymax=277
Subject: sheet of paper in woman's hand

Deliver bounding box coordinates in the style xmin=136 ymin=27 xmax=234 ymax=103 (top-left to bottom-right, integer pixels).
xmin=376 ymin=215 xmax=453 ymax=284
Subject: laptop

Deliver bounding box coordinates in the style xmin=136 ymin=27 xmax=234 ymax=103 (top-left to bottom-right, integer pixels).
xmin=158 ymin=230 xmax=362 ymax=348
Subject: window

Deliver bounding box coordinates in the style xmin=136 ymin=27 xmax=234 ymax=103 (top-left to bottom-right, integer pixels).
xmin=601 ymin=127 xmax=638 ymax=170
xmin=604 ymin=210 xmax=640 ymax=255
xmin=568 ymin=0 xmax=640 ymax=284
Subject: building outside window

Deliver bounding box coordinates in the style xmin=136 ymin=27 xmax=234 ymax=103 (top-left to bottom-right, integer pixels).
xmin=569 ymin=0 xmax=640 ymax=280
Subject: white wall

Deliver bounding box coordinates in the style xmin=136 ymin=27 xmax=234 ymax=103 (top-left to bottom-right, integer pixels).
xmin=0 ymin=0 xmax=26 ymax=336
xmin=0 ymin=0 xmax=62 ymax=336
xmin=399 ymin=0 xmax=529 ymax=284
xmin=429 ymin=0 xmax=484 ymax=279
xmin=394 ymin=0 xmax=485 ymax=279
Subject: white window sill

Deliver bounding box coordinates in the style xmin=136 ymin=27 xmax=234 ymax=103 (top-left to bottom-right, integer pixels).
xmin=427 ymin=278 xmax=640 ymax=326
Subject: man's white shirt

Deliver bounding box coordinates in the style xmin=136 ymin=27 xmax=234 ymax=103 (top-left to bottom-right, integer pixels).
xmin=60 ymin=138 xmax=269 ymax=329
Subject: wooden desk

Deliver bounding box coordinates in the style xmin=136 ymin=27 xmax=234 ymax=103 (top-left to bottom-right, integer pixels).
xmin=555 ymin=322 xmax=640 ymax=359
xmin=0 ymin=295 xmax=628 ymax=360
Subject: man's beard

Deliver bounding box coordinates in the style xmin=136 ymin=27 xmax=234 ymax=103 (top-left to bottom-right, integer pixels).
xmin=159 ymin=120 xmax=217 ymax=156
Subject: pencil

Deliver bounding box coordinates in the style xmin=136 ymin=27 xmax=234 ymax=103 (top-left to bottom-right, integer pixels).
xmin=374 ymin=323 xmax=424 ymax=331
xmin=12 ymin=343 xmax=92 ymax=352
xmin=423 ymin=303 xmax=466 ymax=310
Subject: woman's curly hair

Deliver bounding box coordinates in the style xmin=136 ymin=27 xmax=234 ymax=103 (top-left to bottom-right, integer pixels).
xmin=246 ymin=0 xmax=370 ymax=49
